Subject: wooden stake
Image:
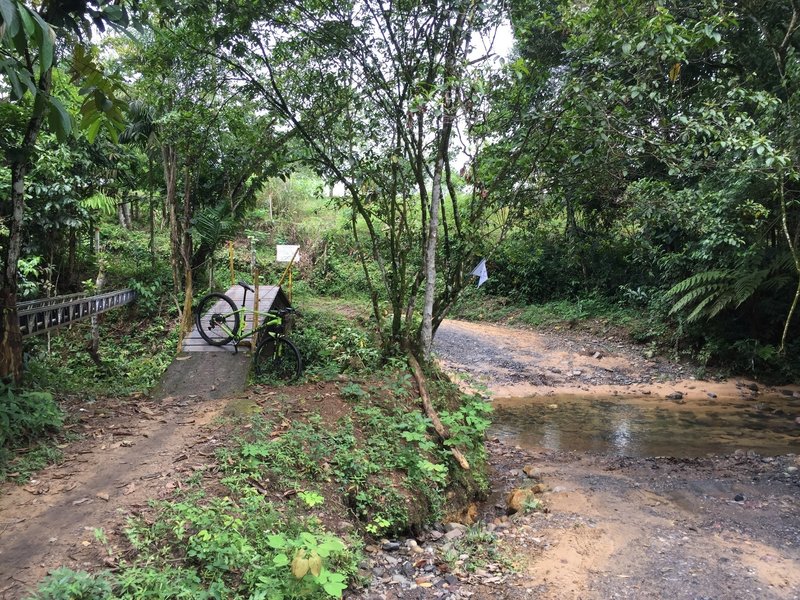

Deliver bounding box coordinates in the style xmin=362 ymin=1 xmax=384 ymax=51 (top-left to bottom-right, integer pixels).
xmin=228 ymin=241 xmax=235 ymax=286
xmin=253 ymin=269 xmax=260 ymax=349
xmin=277 ymin=247 xmax=300 ymax=303
xmin=408 ymin=354 xmax=470 ymax=470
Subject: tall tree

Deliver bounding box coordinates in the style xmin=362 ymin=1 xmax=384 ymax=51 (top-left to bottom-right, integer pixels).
xmin=0 ymin=1 xmax=131 ymax=382
xmin=115 ymin=18 xmax=290 ymax=337
xmin=167 ymin=0 xmax=509 ymax=360
xmin=499 ymin=0 xmax=800 ymax=358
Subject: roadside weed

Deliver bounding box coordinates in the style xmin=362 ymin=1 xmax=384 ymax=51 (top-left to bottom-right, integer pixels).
xmin=29 ymin=567 xmax=113 ymax=600
xmin=299 ymin=491 xmax=325 ymax=508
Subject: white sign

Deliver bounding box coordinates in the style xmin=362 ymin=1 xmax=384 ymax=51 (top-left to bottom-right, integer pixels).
xmin=276 ymin=245 xmax=301 ymax=264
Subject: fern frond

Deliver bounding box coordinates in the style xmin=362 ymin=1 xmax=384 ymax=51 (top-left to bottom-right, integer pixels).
xmin=665 ymin=270 xmax=730 ymax=298
xmin=669 ymin=284 xmax=726 ymax=314
xmin=687 ymin=293 xmax=723 ymax=322
xmin=192 ymin=206 xmax=235 ymax=246
xmin=82 ymin=192 xmax=115 ymax=216
xmin=707 ymin=294 xmax=737 ymax=320
xmin=732 ymin=269 xmax=770 ymax=308
xmin=759 ymin=274 xmax=793 ymax=293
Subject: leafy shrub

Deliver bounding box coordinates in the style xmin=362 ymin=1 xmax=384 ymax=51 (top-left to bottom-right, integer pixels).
xmin=483 ymin=230 xmax=635 ymax=304
xmin=29 ymin=567 xmax=112 ymax=600
xmin=0 ymin=384 xmax=62 ymax=462
xmin=122 ymin=491 xmax=357 ymax=599
xmin=308 ymin=232 xmax=375 ymax=298
xmin=291 ymin=306 xmax=379 ymax=378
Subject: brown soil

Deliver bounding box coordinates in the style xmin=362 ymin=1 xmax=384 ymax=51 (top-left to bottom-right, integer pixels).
xmin=2 ymin=318 xmax=798 ymax=600
xmin=435 ymin=319 xmax=800 ymax=400
xmin=0 ymin=376 xmax=372 ymax=599
xmin=436 ymin=319 xmax=800 ymax=600
xmin=0 ymin=393 xmax=229 ymax=599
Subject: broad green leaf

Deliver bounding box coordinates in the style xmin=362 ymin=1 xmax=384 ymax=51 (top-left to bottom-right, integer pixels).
xmin=316 ymin=538 xmax=345 ymax=557
xmin=2 ymin=62 xmax=24 ymax=99
xmin=300 ymin=531 xmax=316 ymax=545
xmin=102 ymin=4 xmax=123 ymax=21
xmin=16 ymin=2 xmax=32 ymax=37
xmin=272 ymin=553 xmax=289 ymax=566
xmin=267 ymin=534 xmax=287 ymax=549
xmin=47 ymin=96 xmax=72 ymax=141
xmin=0 ymin=0 xmax=19 ymax=39
xmin=85 ymin=118 xmax=102 ymax=143
xmin=322 ymin=572 xmax=347 ymax=598
xmin=29 ymin=9 xmax=54 ymax=75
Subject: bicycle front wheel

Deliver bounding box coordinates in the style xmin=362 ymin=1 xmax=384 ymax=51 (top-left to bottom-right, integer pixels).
xmin=196 ymin=293 xmax=239 ymax=346
xmin=254 ymin=337 xmax=302 ymax=382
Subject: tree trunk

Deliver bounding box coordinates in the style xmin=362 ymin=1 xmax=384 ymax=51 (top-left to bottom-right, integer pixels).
xmin=123 ymin=199 xmax=132 ymax=228
xmin=67 ymin=229 xmax=77 ymax=288
xmin=148 ymin=155 xmax=156 ymax=267
xmin=420 ymin=155 xmax=445 ymax=359
xmin=88 ymin=258 xmax=106 ymax=367
xmin=163 ymin=144 xmax=181 ymax=293
xmin=180 ymin=166 xmax=194 ymax=338
xmin=408 ymin=354 xmax=470 ymax=470
xmin=117 ymin=202 xmax=128 ymax=229
xmin=0 ymin=70 xmax=52 ymax=383
xmin=419 ymin=8 xmax=468 ymax=360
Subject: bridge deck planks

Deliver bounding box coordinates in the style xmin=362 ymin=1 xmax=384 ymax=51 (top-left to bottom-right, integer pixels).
xmin=182 ymin=285 xmax=287 ymax=353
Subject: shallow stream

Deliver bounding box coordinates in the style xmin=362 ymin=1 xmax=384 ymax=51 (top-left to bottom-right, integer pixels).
xmin=490 ymin=394 xmax=800 ymax=458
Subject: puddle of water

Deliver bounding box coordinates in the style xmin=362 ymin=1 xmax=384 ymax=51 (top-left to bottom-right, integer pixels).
xmin=490 ymin=395 xmax=800 ymax=458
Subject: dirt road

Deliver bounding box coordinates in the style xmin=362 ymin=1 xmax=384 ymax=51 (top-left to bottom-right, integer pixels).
xmin=435 ymin=319 xmax=800 ymax=600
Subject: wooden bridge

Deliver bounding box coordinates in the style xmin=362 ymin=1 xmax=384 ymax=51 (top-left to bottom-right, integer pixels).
xmin=154 ymin=284 xmax=289 ymax=400
xmin=18 ymin=289 xmax=137 ymax=337
xmin=182 ymin=284 xmax=290 ymax=352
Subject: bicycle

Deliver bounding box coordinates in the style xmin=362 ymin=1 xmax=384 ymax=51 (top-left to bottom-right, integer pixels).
xmin=194 ymin=281 xmax=303 ymax=381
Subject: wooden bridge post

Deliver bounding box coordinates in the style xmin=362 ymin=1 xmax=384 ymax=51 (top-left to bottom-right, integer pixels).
xmin=228 ymin=241 xmax=235 ymax=287
xmin=253 ymin=269 xmax=260 ymax=350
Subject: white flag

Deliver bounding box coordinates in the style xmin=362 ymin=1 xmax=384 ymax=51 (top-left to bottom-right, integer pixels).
xmin=470 ymin=258 xmax=488 ymax=287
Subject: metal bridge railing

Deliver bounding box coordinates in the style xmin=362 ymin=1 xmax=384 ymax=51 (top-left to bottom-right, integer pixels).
xmin=18 ymin=289 xmax=137 ymax=338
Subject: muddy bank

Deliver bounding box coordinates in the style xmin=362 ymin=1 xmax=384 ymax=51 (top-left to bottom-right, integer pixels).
xmin=431 ymin=318 xmax=800 ymax=599
xmin=481 ymin=439 xmax=800 ymax=600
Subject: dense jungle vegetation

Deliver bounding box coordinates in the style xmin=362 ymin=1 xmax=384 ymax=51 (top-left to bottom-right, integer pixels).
xmin=2 ymin=0 xmax=800 ymax=595
xmin=0 ymin=0 xmax=798 ymax=383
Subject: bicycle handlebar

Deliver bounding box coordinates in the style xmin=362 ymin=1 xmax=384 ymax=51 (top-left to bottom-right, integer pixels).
xmin=235 ymin=282 xmax=299 ymax=317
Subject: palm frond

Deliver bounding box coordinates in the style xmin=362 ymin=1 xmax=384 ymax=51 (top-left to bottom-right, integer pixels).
xmin=192 ymin=205 xmax=235 ymax=247
xmin=82 ymin=191 xmax=116 ymax=215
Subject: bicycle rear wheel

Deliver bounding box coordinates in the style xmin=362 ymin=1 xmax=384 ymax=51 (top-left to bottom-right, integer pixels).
xmin=254 ymin=336 xmax=302 ymax=382
xmin=195 ymin=293 xmax=239 ymax=346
